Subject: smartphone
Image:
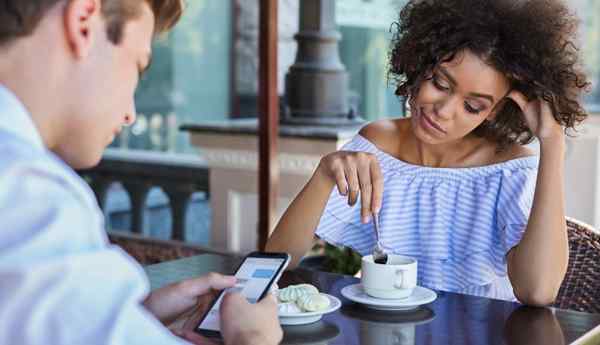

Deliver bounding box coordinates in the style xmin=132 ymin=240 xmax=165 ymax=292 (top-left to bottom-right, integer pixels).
xmin=194 ymin=251 xmax=290 ymax=338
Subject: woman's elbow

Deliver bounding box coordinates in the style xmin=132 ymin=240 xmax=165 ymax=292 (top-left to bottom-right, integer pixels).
xmin=514 ymin=286 xmax=559 ymax=306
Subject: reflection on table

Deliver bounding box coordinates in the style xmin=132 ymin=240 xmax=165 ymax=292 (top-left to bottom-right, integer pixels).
xmin=281 ymin=321 xmax=341 ymax=345
xmin=145 ymin=254 xmax=600 ymax=345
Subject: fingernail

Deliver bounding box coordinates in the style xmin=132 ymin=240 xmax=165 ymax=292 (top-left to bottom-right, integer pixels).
xmin=363 ymin=216 xmax=370 ymax=223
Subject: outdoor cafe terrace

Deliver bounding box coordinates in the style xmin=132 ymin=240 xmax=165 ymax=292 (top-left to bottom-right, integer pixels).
xmin=75 ymin=1 xmax=600 ymax=343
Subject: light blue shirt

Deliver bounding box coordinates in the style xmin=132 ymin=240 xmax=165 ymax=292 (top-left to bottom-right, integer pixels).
xmin=0 ymin=85 xmax=187 ymax=344
xmin=316 ymin=135 xmax=539 ymax=302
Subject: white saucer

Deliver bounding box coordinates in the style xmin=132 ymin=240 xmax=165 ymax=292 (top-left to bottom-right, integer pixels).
xmin=341 ymin=284 xmax=437 ymax=311
xmin=278 ymin=294 xmax=341 ymax=326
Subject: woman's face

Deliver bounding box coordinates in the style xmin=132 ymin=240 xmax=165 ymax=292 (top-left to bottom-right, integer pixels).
xmin=410 ymin=49 xmax=511 ymax=145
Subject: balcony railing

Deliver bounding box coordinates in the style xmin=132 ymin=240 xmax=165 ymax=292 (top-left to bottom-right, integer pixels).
xmin=78 ymin=148 xmax=209 ymax=241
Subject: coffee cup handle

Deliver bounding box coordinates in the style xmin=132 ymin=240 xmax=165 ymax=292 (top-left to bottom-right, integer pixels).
xmin=394 ymin=269 xmax=407 ymax=289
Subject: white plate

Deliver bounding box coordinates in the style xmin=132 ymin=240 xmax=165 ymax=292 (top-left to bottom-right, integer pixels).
xmin=341 ymin=284 xmax=437 ymax=311
xmin=278 ymin=294 xmax=341 ymax=325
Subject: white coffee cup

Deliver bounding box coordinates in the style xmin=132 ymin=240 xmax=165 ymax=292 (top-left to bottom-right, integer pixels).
xmin=361 ymin=254 xmax=418 ymax=299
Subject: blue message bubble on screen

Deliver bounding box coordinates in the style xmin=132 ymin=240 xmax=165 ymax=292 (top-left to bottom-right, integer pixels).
xmin=252 ymin=269 xmax=275 ymax=279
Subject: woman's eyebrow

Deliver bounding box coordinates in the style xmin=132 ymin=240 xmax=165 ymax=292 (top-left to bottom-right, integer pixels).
xmin=439 ymin=67 xmax=495 ymax=104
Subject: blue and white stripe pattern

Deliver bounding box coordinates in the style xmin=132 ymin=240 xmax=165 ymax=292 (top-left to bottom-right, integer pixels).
xmin=315 ymin=135 xmax=539 ymax=301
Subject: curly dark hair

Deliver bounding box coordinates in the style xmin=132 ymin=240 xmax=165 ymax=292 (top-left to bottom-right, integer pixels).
xmin=389 ymin=0 xmax=591 ymax=150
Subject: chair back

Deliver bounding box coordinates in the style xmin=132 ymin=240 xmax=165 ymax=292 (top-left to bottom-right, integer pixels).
xmin=554 ymin=218 xmax=600 ymax=313
xmin=108 ymin=231 xmax=230 ymax=265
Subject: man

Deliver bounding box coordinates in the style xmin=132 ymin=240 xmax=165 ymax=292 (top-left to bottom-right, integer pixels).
xmin=0 ymin=1 xmax=282 ymax=344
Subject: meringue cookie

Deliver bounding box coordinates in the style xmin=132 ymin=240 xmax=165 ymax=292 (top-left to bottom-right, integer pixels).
xmin=277 ymin=284 xmax=319 ymax=303
xmin=277 ymin=302 xmax=303 ymax=314
xmin=296 ymin=293 xmax=330 ymax=312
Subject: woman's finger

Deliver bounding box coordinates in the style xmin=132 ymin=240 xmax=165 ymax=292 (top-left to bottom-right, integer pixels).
xmin=357 ymin=160 xmax=373 ymax=223
xmin=507 ymin=90 xmax=542 ymax=132
xmin=540 ymin=99 xmax=554 ymax=119
xmin=345 ymin=164 xmax=360 ymax=206
xmin=370 ymin=160 xmax=384 ymax=214
xmin=507 ymin=89 xmax=529 ymax=112
xmin=333 ymin=164 xmax=348 ymax=196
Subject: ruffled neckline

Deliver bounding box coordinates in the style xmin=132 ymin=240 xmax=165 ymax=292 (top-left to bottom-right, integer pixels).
xmin=354 ymin=134 xmax=539 ymax=180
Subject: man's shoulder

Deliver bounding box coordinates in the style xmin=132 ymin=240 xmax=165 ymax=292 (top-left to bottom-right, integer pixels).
xmin=0 ymin=130 xmax=96 ymax=209
xmin=0 ymin=133 xmax=65 ymax=181
xmin=0 ymin=132 xmax=106 ymax=257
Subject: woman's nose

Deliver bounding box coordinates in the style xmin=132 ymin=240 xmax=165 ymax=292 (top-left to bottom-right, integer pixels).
xmin=435 ymin=95 xmax=460 ymax=120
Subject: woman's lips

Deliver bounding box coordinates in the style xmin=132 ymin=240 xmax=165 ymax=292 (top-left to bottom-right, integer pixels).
xmin=420 ymin=109 xmax=447 ymax=134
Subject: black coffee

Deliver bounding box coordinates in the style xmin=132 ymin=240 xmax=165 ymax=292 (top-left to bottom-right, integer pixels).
xmin=374 ymin=257 xmax=388 ymax=264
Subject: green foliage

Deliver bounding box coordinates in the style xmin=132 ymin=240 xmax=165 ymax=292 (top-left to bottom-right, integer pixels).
xmin=322 ymin=243 xmax=362 ymax=276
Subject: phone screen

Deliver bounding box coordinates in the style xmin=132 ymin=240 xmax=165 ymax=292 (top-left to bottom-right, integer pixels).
xmin=196 ymin=255 xmax=287 ymax=333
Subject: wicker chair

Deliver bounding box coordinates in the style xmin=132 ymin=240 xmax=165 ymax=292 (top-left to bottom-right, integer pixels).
xmin=107 ymin=231 xmax=229 ymax=266
xmin=554 ymin=218 xmax=600 ymax=313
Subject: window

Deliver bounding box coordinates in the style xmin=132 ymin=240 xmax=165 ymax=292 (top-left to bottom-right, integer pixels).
xmin=572 ymin=0 xmax=600 ymax=111
xmin=337 ymin=0 xmax=408 ymax=121
xmin=113 ymin=0 xmax=600 ymax=153
xmin=112 ymin=1 xmax=232 ymax=153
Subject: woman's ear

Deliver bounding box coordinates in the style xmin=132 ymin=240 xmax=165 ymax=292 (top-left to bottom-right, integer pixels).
xmin=63 ymin=0 xmax=101 ymax=59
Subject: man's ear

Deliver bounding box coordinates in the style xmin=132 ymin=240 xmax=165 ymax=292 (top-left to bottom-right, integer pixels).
xmin=64 ymin=0 xmax=101 ymax=59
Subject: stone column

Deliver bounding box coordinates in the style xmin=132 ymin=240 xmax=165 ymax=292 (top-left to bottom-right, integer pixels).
xmin=282 ymin=0 xmax=359 ymax=125
xmin=234 ymin=0 xmax=299 ymax=116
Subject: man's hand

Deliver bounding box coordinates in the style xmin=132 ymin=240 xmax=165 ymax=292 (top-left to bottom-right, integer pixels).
xmin=220 ymin=293 xmax=283 ymax=345
xmin=143 ymin=272 xmax=236 ymax=325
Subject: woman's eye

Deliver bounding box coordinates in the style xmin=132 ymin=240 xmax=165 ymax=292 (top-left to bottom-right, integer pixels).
xmin=464 ymin=102 xmax=482 ymax=114
xmin=432 ymin=75 xmax=449 ymax=91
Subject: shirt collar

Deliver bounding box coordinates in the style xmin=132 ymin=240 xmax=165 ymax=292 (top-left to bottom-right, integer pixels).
xmin=0 ymin=84 xmax=45 ymax=151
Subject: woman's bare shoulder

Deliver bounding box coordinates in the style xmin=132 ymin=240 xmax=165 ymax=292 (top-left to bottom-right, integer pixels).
xmin=491 ymin=143 xmax=536 ymax=164
xmin=358 ymin=118 xmax=408 ymax=149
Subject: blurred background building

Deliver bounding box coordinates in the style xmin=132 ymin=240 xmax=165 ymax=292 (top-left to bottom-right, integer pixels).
xmin=86 ymin=0 xmax=600 ymax=252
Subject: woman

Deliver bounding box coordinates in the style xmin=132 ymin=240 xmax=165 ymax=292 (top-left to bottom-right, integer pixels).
xmin=266 ymin=0 xmax=589 ymax=305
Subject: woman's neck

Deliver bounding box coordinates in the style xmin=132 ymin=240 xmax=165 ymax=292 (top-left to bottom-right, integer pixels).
xmin=402 ymin=125 xmax=486 ymax=168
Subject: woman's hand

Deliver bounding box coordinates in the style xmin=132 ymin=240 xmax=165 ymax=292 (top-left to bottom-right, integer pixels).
xmin=507 ymin=90 xmax=564 ymax=143
xmin=317 ymin=150 xmax=383 ymax=223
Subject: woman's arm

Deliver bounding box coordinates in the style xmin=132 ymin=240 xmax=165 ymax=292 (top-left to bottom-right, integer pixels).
xmin=266 ymin=149 xmax=384 ymax=269
xmin=265 ymin=167 xmax=336 ymax=269
xmin=506 ymin=92 xmax=569 ymax=306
